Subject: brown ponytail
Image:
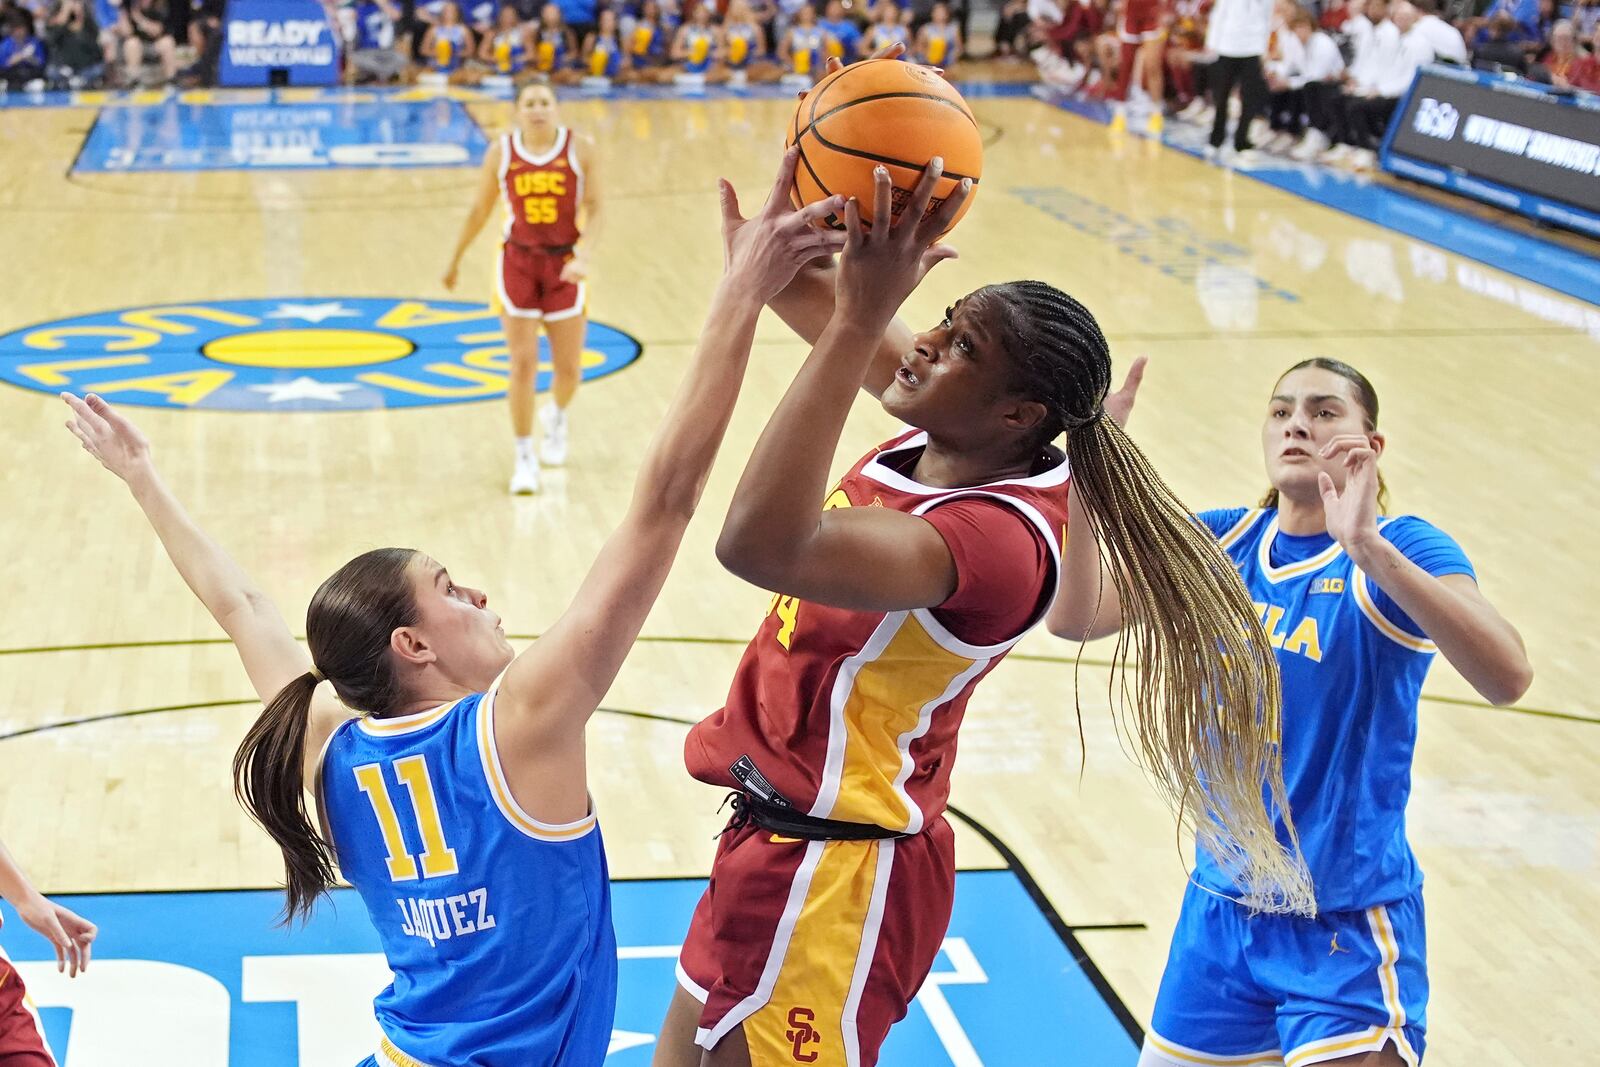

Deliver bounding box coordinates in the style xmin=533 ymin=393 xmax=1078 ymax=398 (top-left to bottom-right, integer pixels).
xmin=233 ymin=671 xmax=335 ymax=924
xmin=988 ymin=281 xmax=1314 ymax=916
xmin=232 ymin=547 xmax=423 ymax=924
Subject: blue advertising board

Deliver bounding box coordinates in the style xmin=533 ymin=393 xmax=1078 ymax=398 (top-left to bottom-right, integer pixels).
xmin=220 ymin=0 xmax=340 ymax=87
xmin=1381 ymin=64 xmax=1600 ymax=238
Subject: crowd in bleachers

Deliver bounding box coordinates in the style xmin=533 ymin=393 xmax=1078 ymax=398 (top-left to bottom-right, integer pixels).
xmin=1025 ymin=0 xmax=1600 ymax=166
xmin=0 ymin=0 xmax=969 ymax=91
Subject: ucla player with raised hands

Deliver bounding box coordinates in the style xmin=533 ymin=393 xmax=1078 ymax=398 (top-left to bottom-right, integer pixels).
xmin=59 ymin=148 xmax=847 ymax=1067
xmin=1050 ymin=357 xmax=1534 ymax=1067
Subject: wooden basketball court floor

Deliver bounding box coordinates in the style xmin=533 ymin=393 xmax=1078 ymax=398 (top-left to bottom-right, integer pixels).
xmin=0 ymin=89 xmax=1596 ymax=1065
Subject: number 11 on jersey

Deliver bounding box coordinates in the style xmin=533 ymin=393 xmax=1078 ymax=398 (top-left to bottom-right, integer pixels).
xmin=354 ymin=755 xmax=461 ymax=882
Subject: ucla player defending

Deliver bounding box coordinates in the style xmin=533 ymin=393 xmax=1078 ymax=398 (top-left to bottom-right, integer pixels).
xmin=60 ymin=150 xmax=848 ymax=1067
xmin=443 ymin=81 xmax=599 ymax=495
xmin=654 ymin=161 xmax=1310 ymax=1067
xmin=1049 ymin=358 xmax=1533 ymax=1067
xmin=0 ymin=833 xmax=96 ymax=1066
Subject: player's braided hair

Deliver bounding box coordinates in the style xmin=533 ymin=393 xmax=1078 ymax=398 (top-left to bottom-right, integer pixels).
xmin=1260 ymin=357 xmax=1389 ymax=514
xmin=233 ymin=547 xmax=422 ymax=924
xmin=986 ymin=281 xmax=1315 ymax=916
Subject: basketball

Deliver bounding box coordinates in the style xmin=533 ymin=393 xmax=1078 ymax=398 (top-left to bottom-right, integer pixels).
xmin=786 ymin=59 xmax=982 ymax=235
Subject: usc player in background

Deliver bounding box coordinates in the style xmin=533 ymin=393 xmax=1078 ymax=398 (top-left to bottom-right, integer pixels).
xmin=444 ymin=80 xmax=602 ymax=494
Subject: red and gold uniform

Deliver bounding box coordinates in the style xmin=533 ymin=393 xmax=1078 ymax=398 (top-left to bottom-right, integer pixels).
xmin=494 ymin=127 xmax=585 ymax=321
xmin=1119 ymin=0 xmax=1166 ymax=42
xmin=0 ymin=946 xmax=56 ymax=1067
xmin=678 ymin=430 xmax=1070 ymax=1067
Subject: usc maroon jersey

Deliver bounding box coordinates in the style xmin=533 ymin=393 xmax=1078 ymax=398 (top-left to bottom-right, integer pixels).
xmin=686 ymin=430 xmax=1071 ymax=835
xmin=499 ymin=127 xmax=583 ymax=249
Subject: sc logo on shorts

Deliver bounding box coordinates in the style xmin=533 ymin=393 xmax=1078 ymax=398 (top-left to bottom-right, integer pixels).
xmin=1411 ymin=98 xmax=1460 ymax=141
xmin=0 ymin=298 xmax=641 ymax=411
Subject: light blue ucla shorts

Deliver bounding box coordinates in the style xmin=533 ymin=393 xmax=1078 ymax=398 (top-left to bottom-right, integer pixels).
xmin=1143 ymin=880 xmax=1427 ymax=1067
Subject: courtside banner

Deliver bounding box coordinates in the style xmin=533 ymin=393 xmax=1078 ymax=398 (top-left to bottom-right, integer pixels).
xmin=219 ymin=0 xmax=339 ymax=87
xmin=1381 ymin=64 xmax=1600 ymax=238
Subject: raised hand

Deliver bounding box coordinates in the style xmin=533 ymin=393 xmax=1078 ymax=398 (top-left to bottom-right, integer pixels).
xmin=1317 ymin=434 xmax=1383 ymax=552
xmin=62 ymin=392 xmax=153 ymax=483
xmin=14 ymin=896 xmax=96 ymax=978
xmin=718 ymin=146 xmax=848 ymax=304
xmin=835 ymin=158 xmax=970 ymax=323
xmin=1104 ymin=355 xmax=1147 ymax=429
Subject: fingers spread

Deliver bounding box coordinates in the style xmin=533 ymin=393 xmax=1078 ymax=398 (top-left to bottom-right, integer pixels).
xmin=843 ymin=197 xmax=864 ymax=246
xmin=717 ymin=177 xmax=742 ymax=224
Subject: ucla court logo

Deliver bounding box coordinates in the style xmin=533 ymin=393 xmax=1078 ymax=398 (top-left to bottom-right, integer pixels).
xmin=0 ymin=298 xmax=641 ymax=411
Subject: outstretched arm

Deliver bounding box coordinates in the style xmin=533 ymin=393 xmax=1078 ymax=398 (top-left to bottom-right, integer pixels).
xmin=716 ymin=161 xmax=974 ymax=611
xmin=0 ymin=836 xmax=97 ymax=978
xmin=492 ymin=151 xmax=847 ymax=813
xmin=61 ymin=394 xmax=351 ymax=784
xmin=63 ymin=394 xmax=312 ymax=702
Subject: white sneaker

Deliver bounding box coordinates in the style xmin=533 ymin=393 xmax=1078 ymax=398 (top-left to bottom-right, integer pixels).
xmin=1265 ymin=132 xmax=1296 ymax=154
xmin=1349 ymin=147 xmax=1378 ymax=171
xmin=1202 ymin=143 xmax=1221 ymax=161
xmin=1177 ymin=97 xmax=1208 ymax=121
xmin=1320 ymin=142 xmax=1353 ymax=164
xmin=509 ymin=455 xmax=540 ymax=495
xmin=1231 ymin=148 xmax=1266 ymax=168
xmin=539 ymin=406 xmax=569 ymax=467
xmin=1291 ymin=128 xmax=1330 ymax=161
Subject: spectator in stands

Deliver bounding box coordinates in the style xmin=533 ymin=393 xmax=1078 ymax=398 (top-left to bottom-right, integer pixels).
xmin=1202 ymin=0 xmax=1272 ymax=158
xmin=622 ymin=0 xmax=667 ymax=73
xmin=46 ymin=0 xmax=104 ymax=85
xmin=460 ymin=0 xmax=495 ymax=51
xmin=1337 ymin=0 xmax=1425 ymax=166
xmin=1569 ymin=20 xmax=1600 ymax=88
xmin=779 ymin=0 xmax=825 ymax=76
xmin=1470 ymin=0 xmax=1539 ymax=42
xmin=182 ymin=0 xmax=222 ymax=84
xmin=117 ymin=0 xmax=174 ymax=85
xmin=719 ymin=0 xmax=779 ymax=79
xmin=668 ymin=0 xmax=719 ymax=75
xmin=1571 ymin=0 xmax=1600 ymax=39
xmin=1265 ymin=7 xmax=1343 ymax=154
xmin=0 ymin=10 xmax=46 ymax=88
xmin=341 ymin=0 xmax=406 ymax=82
xmin=1473 ymin=10 xmax=1531 ymax=72
xmin=995 ymin=0 xmax=1031 ymax=57
xmin=866 ymin=0 xmax=911 ymax=54
xmin=532 ymin=0 xmax=579 ymax=80
xmin=557 ymin=0 xmax=595 ymax=48
xmin=1535 ymin=18 xmax=1581 ymax=84
xmin=1165 ymin=0 xmax=1210 ymax=107
xmin=817 ymin=0 xmax=861 ymax=62
xmin=1406 ymin=0 xmax=1464 ymax=62
xmin=1318 ymin=0 xmax=1348 ymax=30
xmin=916 ymin=0 xmax=959 ymax=64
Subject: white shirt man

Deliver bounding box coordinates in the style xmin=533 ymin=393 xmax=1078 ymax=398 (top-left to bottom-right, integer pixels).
xmin=1409 ymin=11 xmax=1468 ymax=63
xmin=1205 ymin=0 xmax=1274 ymax=56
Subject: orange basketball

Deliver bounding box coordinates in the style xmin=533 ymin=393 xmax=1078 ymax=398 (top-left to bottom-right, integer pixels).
xmin=785 ymin=59 xmax=982 ymax=236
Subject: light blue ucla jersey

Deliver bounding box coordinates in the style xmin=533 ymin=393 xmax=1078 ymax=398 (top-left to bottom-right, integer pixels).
xmin=868 ymin=22 xmax=910 ymax=55
xmin=723 ymin=22 xmax=761 ymax=67
xmin=320 ymin=688 xmax=617 ymax=1067
xmin=1194 ymin=508 xmax=1474 ymax=911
